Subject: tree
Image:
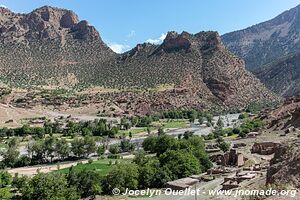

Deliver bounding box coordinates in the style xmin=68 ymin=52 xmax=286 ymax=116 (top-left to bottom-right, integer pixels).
xmin=0 ymin=171 xmax=12 ymax=200
xmin=129 ymin=132 xmax=133 ymax=139
xmin=33 ymin=127 xmax=45 ymax=139
xmin=56 ymin=138 xmax=70 ymax=160
xmin=138 ymin=158 xmax=160 ymax=188
xmin=109 ymin=144 xmax=120 ymax=155
xmin=44 ymin=137 xmax=55 ymax=162
xmin=159 ymin=150 xmax=201 ymax=179
xmin=157 ymin=127 xmax=165 ymax=136
xmin=0 ymin=171 xmax=12 ymax=188
xmin=29 ymin=140 xmax=46 ymax=164
xmin=217 ymin=117 xmax=224 ymax=129
xmin=142 ymin=136 xmax=157 ymax=153
xmin=71 ymin=138 xmax=85 ymax=158
xmin=0 ymin=188 xmax=12 ymax=200
xmin=67 ymin=170 xmax=102 ymax=198
xmin=205 ymin=113 xmax=213 ymax=123
xmin=20 ymin=173 xmax=79 ymax=200
xmin=183 ymin=131 xmax=194 ymax=139
xmin=97 ymin=145 xmax=105 ymax=156
xmin=219 ymin=142 xmax=231 ymax=152
xmin=103 ymin=163 xmax=139 ymax=194
xmin=120 ymin=118 xmax=132 ymax=130
xmin=83 ymin=136 xmax=96 ymax=156
xmin=120 ymin=139 xmax=135 ymax=152
xmin=1 ymin=146 xmax=20 ymax=167
xmin=15 ymin=155 xmax=31 ymax=167
xmin=198 ymin=117 xmax=204 ymax=125
xmin=154 ymin=135 xmax=179 ymax=155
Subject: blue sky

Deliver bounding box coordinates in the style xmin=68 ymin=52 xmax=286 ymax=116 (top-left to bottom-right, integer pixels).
xmin=1 ymin=0 xmax=300 ymax=53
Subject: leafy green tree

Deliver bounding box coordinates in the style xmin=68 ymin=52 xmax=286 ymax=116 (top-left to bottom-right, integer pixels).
xmin=138 ymin=158 xmax=159 ymax=188
xmin=67 ymin=170 xmax=102 ymax=198
xmin=44 ymin=137 xmax=56 ymax=162
xmin=20 ymin=173 xmax=79 ymax=200
xmin=0 ymin=171 xmax=12 ymax=188
xmin=120 ymin=118 xmax=132 ymax=130
xmin=157 ymin=127 xmax=165 ymax=136
xmin=1 ymin=146 xmax=20 ymax=167
xmin=34 ymin=127 xmax=45 ymax=139
xmin=0 ymin=188 xmax=12 ymax=200
xmin=142 ymin=136 xmax=157 ymax=153
xmin=103 ymin=163 xmax=139 ymax=194
xmin=83 ymin=136 xmax=96 ymax=156
xmin=15 ymin=155 xmax=31 ymax=167
xmin=205 ymin=113 xmax=213 ymax=123
xmin=120 ymin=139 xmax=135 ymax=152
xmin=109 ymin=144 xmax=120 ymax=155
xmin=97 ymin=145 xmax=105 ymax=156
xmin=159 ymin=150 xmax=200 ymax=179
xmin=56 ymin=138 xmax=70 ymax=160
xmin=219 ymin=142 xmax=230 ymax=152
xmin=154 ymin=135 xmax=179 ymax=155
xmin=71 ymin=138 xmax=85 ymax=158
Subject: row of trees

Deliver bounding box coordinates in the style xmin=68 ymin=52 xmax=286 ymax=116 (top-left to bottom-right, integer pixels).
xmin=0 ymin=119 xmax=120 ymax=138
xmin=0 ymin=136 xmax=106 ymax=169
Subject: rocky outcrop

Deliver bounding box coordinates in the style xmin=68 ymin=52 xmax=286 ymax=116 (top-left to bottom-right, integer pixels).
xmin=0 ymin=6 xmax=100 ymax=44
xmin=260 ymin=95 xmax=300 ymax=131
xmin=267 ymin=142 xmax=300 ymax=188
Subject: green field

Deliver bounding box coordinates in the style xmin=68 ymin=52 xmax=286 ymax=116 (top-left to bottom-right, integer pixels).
xmin=53 ymin=159 xmax=130 ymax=175
xmin=160 ymin=120 xmax=187 ymax=129
xmin=119 ymin=120 xmax=188 ymax=136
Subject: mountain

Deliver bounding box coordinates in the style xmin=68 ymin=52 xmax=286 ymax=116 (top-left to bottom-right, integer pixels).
xmin=222 ymin=4 xmax=300 ymax=71
xmin=254 ymin=52 xmax=300 ymax=97
xmin=222 ymin=4 xmax=300 ymax=97
xmin=0 ymin=6 xmax=116 ymax=88
xmin=113 ymin=31 xmax=277 ymax=108
xmin=0 ymin=6 xmax=278 ymax=111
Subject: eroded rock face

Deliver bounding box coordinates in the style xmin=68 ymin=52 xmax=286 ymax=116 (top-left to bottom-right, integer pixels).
xmin=261 ymin=95 xmax=300 ymax=131
xmin=267 ymin=143 xmax=300 ymax=188
xmin=0 ymin=6 xmax=100 ymax=44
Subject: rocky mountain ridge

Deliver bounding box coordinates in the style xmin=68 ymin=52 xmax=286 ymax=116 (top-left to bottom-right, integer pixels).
xmin=0 ymin=6 xmax=278 ymax=111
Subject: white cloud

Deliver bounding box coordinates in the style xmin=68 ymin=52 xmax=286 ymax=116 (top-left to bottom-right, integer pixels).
xmin=0 ymin=5 xmax=7 ymax=8
xmin=146 ymin=33 xmax=167 ymax=44
xmin=108 ymin=43 xmax=130 ymax=53
xmin=127 ymin=30 xmax=136 ymax=38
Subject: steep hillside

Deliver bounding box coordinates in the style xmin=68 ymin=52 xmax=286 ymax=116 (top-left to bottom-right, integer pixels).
xmin=260 ymin=95 xmax=300 ymax=131
xmin=255 ymin=53 xmax=300 ymax=97
xmin=222 ymin=4 xmax=300 ymax=71
xmin=267 ymin=141 xmax=300 ymax=188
